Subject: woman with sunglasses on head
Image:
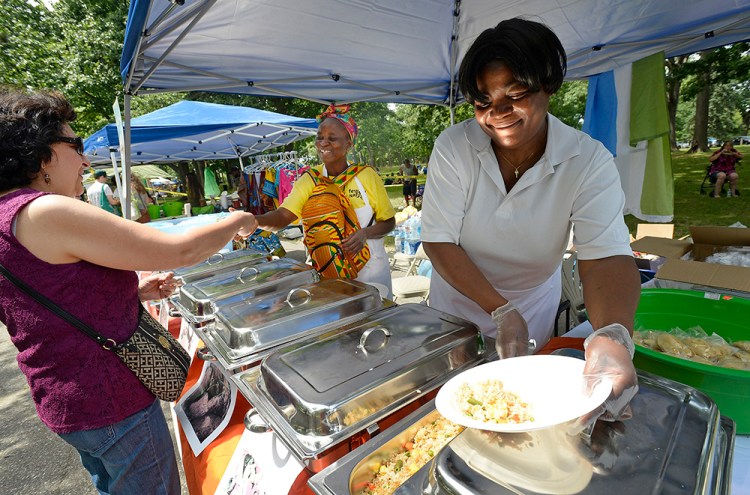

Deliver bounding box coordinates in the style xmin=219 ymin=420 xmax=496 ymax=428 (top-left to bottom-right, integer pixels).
xmin=0 ymin=86 xmax=258 ymax=494
xmin=420 ymin=18 xmax=641 ymax=428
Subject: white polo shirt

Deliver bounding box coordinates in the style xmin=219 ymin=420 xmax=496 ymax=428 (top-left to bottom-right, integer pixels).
xmin=421 ymin=114 xmax=632 ymax=344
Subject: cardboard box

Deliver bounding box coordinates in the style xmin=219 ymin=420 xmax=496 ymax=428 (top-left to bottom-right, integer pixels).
xmin=630 ymin=226 xmax=750 ymax=293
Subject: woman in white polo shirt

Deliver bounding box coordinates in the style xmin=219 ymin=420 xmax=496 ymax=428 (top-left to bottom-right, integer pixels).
xmin=421 ymin=18 xmax=641 ymax=424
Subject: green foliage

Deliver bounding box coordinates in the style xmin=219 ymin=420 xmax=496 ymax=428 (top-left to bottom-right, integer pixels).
xmin=549 ymin=80 xmax=588 ymax=129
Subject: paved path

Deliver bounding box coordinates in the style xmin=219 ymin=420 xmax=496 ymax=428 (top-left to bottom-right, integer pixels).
xmin=0 ymin=326 xmax=189 ymax=495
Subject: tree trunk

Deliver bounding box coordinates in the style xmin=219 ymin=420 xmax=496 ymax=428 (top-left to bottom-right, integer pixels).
xmin=665 ymin=56 xmax=687 ymax=149
xmin=693 ymin=85 xmax=711 ymax=152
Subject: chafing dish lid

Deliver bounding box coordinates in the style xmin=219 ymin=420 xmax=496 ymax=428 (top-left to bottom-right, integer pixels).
xmin=172 ymin=247 xmax=269 ymax=284
xmin=210 ymin=278 xmax=382 ymax=361
xmin=254 ymin=304 xmax=485 ymax=436
xmin=180 ymin=257 xmax=316 ymax=303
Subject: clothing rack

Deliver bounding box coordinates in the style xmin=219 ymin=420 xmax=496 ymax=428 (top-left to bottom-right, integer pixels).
xmin=243 ymin=151 xmax=301 ymax=173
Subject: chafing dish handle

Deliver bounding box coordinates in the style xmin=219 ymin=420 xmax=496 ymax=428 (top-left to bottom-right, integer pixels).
xmin=206 ymin=252 xmax=225 ymax=265
xmin=358 ymin=326 xmax=391 ymax=354
xmin=244 ymin=410 xmax=272 ymax=433
xmin=237 ymin=266 xmax=260 ymax=282
xmin=196 ymin=346 xmax=217 ymax=362
xmin=285 ymin=287 xmax=312 ymax=307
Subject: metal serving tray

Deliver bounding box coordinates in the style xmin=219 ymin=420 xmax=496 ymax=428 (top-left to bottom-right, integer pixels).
xmin=197 ymin=278 xmax=383 ymax=372
xmin=172 ymin=247 xmax=270 ymax=285
xmin=309 ymin=370 xmax=735 ymax=495
xmin=234 ymin=304 xmax=488 ymax=472
xmin=178 ymin=257 xmax=318 ymax=317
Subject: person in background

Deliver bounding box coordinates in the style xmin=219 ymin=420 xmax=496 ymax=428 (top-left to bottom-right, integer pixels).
xmin=0 ymin=86 xmax=258 ymax=495
xmin=255 ymin=104 xmax=396 ymax=296
xmin=399 ymin=158 xmax=419 ymax=207
xmin=708 ymin=140 xmax=742 ymax=198
xmin=87 ymin=169 xmax=120 ymax=214
xmin=420 ymin=18 xmax=641 ymax=427
xmin=130 ymin=172 xmax=154 ymax=223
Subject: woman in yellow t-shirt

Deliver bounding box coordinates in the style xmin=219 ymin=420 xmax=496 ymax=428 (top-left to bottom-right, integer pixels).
xmin=255 ymin=105 xmax=395 ymax=297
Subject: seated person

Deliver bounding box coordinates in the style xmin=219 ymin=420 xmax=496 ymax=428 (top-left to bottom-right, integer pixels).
xmin=708 ymin=140 xmax=742 ymax=197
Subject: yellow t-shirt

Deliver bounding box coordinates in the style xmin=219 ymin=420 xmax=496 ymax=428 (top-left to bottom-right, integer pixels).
xmin=280 ymin=165 xmax=395 ymax=223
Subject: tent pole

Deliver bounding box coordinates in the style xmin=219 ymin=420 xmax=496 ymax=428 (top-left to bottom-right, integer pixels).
xmin=448 ymin=0 xmax=461 ymax=126
xmin=123 ymin=93 xmax=133 ymax=220
xmin=109 ymin=151 xmax=125 ymax=218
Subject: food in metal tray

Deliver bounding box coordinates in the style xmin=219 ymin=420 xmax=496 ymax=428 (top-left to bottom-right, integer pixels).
xmin=635 ymin=329 xmax=750 ymax=370
xmin=456 ymin=379 xmax=533 ymax=424
xmin=359 ymin=416 xmax=463 ymax=495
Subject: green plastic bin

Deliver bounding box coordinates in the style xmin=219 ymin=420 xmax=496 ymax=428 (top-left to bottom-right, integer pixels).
xmin=162 ymin=201 xmax=184 ymax=217
xmin=633 ymin=288 xmax=750 ymax=433
xmin=147 ymin=204 xmax=162 ymax=220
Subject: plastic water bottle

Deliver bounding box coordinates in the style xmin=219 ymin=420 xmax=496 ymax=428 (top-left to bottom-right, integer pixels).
xmin=394 ymin=227 xmax=405 ymax=253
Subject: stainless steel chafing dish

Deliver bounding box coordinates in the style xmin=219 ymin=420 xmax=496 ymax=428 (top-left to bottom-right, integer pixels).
xmin=234 ymin=303 xmax=490 ymax=473
xmin=178 ymin=257 xmax=319 ymax=317
xmin=171 ymin=247 xmax=270 ymax=284
xmin=309 ymin=369 xmax=735 ymax=495
xmin=195 ymin=278 xmax=383 ymax=373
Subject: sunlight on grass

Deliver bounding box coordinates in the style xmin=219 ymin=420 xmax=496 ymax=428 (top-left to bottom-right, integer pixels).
xmin=628 ymin=145 xmax=750 ymax=238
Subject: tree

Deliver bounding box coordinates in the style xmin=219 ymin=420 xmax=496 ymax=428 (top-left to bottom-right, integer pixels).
xmin=549 ymin=80 xmax=587 ymax=129
xmin=665 ymin=55 xmax=690 ymax=149
xmin=0 ymin=1 xmax=64 ymax=90
xmin=678 ymin=43 xmax=750 ymax=152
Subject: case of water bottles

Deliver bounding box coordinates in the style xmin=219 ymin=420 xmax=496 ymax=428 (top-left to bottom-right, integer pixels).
xmin=392 ymin=213 xmax=422 ymax=255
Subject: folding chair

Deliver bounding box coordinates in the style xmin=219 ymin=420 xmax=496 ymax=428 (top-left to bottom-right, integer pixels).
xmin=557 ymin=250 xmax=586 ymax=335
xmin=700 ymin=162 xmax=741 ymax=196
xmin=391 ymin=244 xmax=431 ymax=303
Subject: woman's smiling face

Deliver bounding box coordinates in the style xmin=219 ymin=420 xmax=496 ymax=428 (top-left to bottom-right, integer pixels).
xmin=473 ymin=61 xmax=551 ymax=151
xmin=315 ymin=118 xmax=351 ymax=165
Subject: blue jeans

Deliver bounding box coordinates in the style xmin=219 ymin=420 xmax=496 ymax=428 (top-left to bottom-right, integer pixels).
xmin=58 ymin=399 xmax=180 ymax=495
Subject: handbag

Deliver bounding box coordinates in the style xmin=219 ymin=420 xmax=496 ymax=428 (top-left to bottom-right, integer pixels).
xmin=0 ymin=263 xmax=190 ymax=402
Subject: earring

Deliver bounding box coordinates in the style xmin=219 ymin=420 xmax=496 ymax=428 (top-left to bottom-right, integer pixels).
xmin=44 ymin=173 xmax=51 ymax=185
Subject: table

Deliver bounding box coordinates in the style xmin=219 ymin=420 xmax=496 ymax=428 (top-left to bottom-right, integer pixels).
xmin=160 ymin=304 xmax=746 ymax=494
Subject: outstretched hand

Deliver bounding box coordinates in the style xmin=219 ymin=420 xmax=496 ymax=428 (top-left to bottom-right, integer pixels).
xmin=138 ymin=271 xmax=182 ymax=301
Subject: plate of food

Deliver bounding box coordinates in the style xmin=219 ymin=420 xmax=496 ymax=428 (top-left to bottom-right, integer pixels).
xmin=435 ymin=355 xmax=612 ymax=432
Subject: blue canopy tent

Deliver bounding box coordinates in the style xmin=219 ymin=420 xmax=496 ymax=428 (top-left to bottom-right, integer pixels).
xmin=116 ymin=0 xmax=750 ymax=219
xmin=83 ymin=100 xmax=317 ymax=165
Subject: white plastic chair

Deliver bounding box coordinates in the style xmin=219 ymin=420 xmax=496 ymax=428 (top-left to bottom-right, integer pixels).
xmin=391 ymin=244 xmax=431 ymax=303
xmin=560 ymin=250 xmax=586 ymax=331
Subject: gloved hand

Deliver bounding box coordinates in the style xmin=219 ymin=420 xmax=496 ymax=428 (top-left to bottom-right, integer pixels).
xmin=491 ymin=301 xmax=531 ymax=359
xmin=580 ymin=323 xmax=639 ymax=429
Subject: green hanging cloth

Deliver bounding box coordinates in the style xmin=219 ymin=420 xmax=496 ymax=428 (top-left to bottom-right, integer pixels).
xmin=203 ymin=167 xmax=221 ymax=199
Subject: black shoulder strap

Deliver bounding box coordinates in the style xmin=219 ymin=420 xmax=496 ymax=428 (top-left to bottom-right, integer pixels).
xmin=0 ymin=262 xmax=115 ymax=348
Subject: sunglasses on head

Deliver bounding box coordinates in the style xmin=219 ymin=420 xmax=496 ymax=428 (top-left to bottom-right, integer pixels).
xmin=54 ymin=136 xmax=84 ymax=156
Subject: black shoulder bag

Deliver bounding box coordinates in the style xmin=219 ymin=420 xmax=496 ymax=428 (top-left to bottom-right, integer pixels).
xmin=0 ymin=262 xmax=190 ymax=402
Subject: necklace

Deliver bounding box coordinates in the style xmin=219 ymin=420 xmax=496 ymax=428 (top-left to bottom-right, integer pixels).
xmin=499 ymin=147 xmax=542 ymax=179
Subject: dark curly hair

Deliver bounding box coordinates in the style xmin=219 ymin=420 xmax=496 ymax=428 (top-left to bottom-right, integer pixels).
xmin=0 ymin=86 xmax=77 ymax=192
xmin=458 ymin=18 xmax=567 ymax=106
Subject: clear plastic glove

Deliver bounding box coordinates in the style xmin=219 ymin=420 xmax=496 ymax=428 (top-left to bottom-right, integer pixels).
xmin=579 ymin=323 xmax=639 ymax=430
xmin=491 ymin=301 xmax=532 ymax=359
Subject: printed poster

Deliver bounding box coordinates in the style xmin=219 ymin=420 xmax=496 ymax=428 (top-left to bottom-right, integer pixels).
xmin=175 ymin=361 xmax=237 ymax=456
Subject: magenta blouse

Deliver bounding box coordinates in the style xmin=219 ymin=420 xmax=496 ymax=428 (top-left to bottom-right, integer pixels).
xmin=0 ymin=189 xmax=154 ymax=434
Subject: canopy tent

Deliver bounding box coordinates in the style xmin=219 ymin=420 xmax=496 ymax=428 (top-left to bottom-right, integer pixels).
xmin=116 ymin=0 xmax=750 ymax=220
xmin=121 ymin=0 xmax=750 ymax=106
xmin=83 ymin=100 xmax=317 ymax=165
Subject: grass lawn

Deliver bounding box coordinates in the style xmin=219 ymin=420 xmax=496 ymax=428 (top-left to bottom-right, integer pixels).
xmin=379 ymin=146 xmax=750 ymax=239
xmin=625 ymin=146 xmax=750 ymax=239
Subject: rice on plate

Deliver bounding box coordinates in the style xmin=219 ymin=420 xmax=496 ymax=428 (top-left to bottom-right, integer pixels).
xmin=456 ymin=379 xmax=533 ymax=424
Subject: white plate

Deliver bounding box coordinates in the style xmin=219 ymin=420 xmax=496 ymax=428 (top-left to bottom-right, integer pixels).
xmin=435 ymin=355 xmax=612 ymax=432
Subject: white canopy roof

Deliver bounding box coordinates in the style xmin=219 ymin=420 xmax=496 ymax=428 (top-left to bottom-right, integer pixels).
xmin=122 ymin=0 xmax=750 ymax=106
